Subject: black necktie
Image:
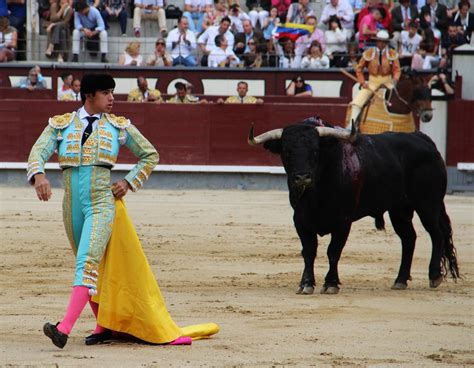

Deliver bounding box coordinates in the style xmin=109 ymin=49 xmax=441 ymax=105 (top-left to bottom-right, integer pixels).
xmin=379 ymin=50 xmax=383 ymax=68
xmin=82 ymin=116 xmax=97 ymax=145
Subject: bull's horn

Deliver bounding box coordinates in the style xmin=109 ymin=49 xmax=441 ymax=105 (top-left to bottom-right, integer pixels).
xmin=248 ymin=125 xmax=283 ymax=146
xmin=315 ymin=123 xmax=357 ymax=142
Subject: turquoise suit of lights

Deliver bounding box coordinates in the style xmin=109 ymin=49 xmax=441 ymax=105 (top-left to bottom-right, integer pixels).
xmin=27 ymin=111 xmax=159 ymax=292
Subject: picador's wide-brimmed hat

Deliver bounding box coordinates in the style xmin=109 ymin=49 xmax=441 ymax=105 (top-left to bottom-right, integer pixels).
xmin=373 ymin=30 xmax=390 ymax=42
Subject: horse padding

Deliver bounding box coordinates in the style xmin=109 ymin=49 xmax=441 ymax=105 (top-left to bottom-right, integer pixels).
xmin=346 ymin=89 xmax=416 ymax=134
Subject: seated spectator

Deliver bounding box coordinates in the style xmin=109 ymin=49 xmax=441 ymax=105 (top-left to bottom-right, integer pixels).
xmin=183 ymin=0 xmax=212 ymax=34
xmin=208 ymin=34 xmax=241 ymax=67
xmin=399 ymin=21 xmax=423 ymax=67
xmin=320 ymin=0 xmax=354 ymax=40
xmin=420 ymin=0 xmax=449 ymax=38
xmin=17 ymin=66 xmax=47 ymax=90
xmin=167 ymin=81 xmax=200 ymax=103
xmin=72 ymin=0 xmax=109 ymax=63
xmin=441 ymin=23 xmax=467 ymax=66
xmin=186 ymin=83 xmax=208 ymax=103
xmin=428 ymin=69 xmax=455 ymax=94
xmin=203 ymin=0 xmax=229 ymax=28
xmin=198 ymin=16 xmax=234 ymax=66
xmin=287 ymin=0 xmax=315 ymax=24
xmin=358 ymin=6 xmax=386 ymax=50
xmin=262 ymin=37 xmax=278 ymax=66
xmin=301 ymin=41 xmax=330 ymax=69
xmin=234 ymin=19 xmax=264 ymax=58
xmin=101 ymin=0 xmax=128 ymax=36
xmin=391 ymin=0 xmax=419 ymax=47
xmin=119 ymin=41 xmax=144 ymax=65
xmin=128 ymin=76 xmax=163 ymax=102
xmin=453 ymin=0 xmax=474 ymax=43
xmin=411 ymin=41 xmax=440 ymax=69
xmin=356 ymin=0 xmax=391 ymax=34
xmin=286 ymin=75 xmax=313 ymax=97
xmin=147 ymin=37 xmax=172 ymax=66
xmin=7 ymin=0 xmax=26 ymax=33
xmin=247 ymin=0 xmax=271 ymax=29
xmin=440 ymin=0 xmax=459 ymax=18
xmin=217 ymin=81 xmax=264 ymax=103
xmin=272 ymin=0 xmax=291 ymax=23
xmin=60 ymin=78 xmax=81 ymax=101
xmin=325 ymin=15 xmax=348 ymax=67
xmin=45 ymin=0 xmax=72 ymax=62
xmin=276 ymin=37 xmax=301 ymax=68
xmin=262 ymin=6 xmax=280 ymax=40
xmin=242 ymin=36 xmax=263 ymax=67
xmin=166 ymin=16 xmax=197 ymax=66
xmin=346 ymin=42 xmax=360 ymax=69
xmin=228 ymin=4 xmax=250 ymax=33
xmin=0 ymin=16 xmax=17 ymax=62
xmin=133 ymin=0 xmax=167 ymax=38
xmin=57 ymin=72 xmax=73 ymax=101
xmin=295 ymin=15 xmax=326 ymax=58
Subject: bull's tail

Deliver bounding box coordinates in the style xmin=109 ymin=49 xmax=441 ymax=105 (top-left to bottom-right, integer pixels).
xmin=375 ymin=214 xmax=385 ymax=231
xmin=439 ymin=204 xmax=460 ymax=280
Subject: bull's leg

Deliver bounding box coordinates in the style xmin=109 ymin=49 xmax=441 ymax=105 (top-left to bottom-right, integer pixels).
xmin=294 ymin=222 xmax=317 ymax=295
xmin=388 ymin=208 xmax=416 ymax=290
xmin=416 ymin=207 xmax=444 ymax=288
xmin=321 ymin=224 xmax=351 ymax=295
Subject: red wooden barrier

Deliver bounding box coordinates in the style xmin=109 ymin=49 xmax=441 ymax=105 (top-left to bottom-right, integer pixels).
xmin=0 ymin=100 xmax=347 ymax=166
xmin=446 ymin=99 xmax=474 ymax=166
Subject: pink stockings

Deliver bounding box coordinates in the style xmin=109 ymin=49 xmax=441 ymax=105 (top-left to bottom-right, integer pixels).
xmin=57 ymin=286 xmax=105 ymax=336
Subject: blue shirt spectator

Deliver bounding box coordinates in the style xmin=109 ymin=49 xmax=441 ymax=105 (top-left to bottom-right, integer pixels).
xmin=75 ymin=5 xmax=105 ymax=31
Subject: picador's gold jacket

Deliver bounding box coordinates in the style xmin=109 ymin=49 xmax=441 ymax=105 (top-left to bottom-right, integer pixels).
xmin=27 ymin=111 xmax=159 ymax=191
xmin=356 ymin=47 xmax=401 ymax=85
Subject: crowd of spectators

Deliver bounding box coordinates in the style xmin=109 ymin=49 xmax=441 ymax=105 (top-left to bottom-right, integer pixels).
xmin=0 ymin=0 xmax=472 ymax=70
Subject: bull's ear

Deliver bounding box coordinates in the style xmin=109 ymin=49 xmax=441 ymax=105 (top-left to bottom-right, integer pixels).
xmin=263 ymin=139 xmax=282 ymax=154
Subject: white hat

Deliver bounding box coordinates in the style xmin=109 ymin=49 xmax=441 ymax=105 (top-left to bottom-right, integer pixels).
xmin=374 ymin=30 xmax=390 ymax=42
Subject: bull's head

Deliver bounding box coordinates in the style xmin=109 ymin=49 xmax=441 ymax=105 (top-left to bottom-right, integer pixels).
xmin=249 ymin=123 xmax=356 ymax=195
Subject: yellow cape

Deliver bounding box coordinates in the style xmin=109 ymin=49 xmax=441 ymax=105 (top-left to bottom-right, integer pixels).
xmin=91 ymin=199 xmax=219 ymax=344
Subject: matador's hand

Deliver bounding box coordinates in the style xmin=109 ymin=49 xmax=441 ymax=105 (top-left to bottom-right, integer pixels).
xmin=112 ymin=179 xmax=131 ymax=198
xmin=34 ymin=173 xmax=52 ymax=201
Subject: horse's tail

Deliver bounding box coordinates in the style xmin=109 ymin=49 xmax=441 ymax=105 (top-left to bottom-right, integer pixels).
xmin=439 ymin=204 xmax=460 ymax=280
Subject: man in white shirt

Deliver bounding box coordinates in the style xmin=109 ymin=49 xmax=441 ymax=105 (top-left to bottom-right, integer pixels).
xmin=166 ymin=16 xmax=197 ymax=66
xmin=208 ymin=34 xmax=240 ymax=67
xmin=58 ymin=72 xmax=73 ymax=101
xmin=198 ymin=16 xmax=234 ymax=66
xmin=228 ymin=4 xmax=250 ymax=33
xmin=183 ymin=0 xmax=212 ymax=34
xmin=320 ymin=0 xmax=354 ymax=39
xmin=286 ymin=0 xmax=315 ymax=24
xmin=133 ymin=0 xmax=167 ymax=38
xmin=399 ymin=21 xmax=422 ymax=67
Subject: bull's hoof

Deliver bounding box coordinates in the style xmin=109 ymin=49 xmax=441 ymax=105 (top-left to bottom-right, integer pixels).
xmin=430 ymin=276 xmax=444 ymax=288
xmin=320 ymin=286 xmax=339 ymax=295
xmin=391 ymin=282 xmax=408 ymax=290
xmin=296 ymin=286 xmax=315 ymax=295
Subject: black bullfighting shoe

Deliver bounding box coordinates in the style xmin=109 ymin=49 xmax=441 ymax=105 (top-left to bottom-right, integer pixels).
xmin=85 ymin=330 xmax=113 ymax=345
xmin=43 ymin=322 xmax=68 ymax=349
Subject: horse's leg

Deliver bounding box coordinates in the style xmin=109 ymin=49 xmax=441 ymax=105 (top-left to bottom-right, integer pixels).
xmin=388 ymin=207 xmax=417 ymax=290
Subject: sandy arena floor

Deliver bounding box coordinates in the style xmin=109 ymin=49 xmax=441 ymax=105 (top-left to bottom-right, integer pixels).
xmin=0 ymin=187 xmax=473 ymax=367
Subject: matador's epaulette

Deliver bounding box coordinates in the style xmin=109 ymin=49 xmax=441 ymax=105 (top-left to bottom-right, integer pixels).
xmin=387 ymin=48 xmax=398 ymax=61
xmin=362 ymin=47 xmax=376 ymax=62
xmin=48 ymin=112 xmax=76 ymax=129
xmin=105 ymin=113 xmax=131 ymax=129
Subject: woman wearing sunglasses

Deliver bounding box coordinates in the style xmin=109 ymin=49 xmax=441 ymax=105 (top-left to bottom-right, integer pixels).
xmin=286 ymin=75 xmax=313 ymax=97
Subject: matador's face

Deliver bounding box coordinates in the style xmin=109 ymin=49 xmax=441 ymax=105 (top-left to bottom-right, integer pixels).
xmin=89 ymin=89 xmax=114 ymax=114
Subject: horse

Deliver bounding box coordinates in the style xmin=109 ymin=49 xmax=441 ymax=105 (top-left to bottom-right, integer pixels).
xmin=346 ymin=70 xmax=434 ymax=134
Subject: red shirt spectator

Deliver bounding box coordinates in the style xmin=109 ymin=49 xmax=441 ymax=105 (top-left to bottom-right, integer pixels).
xmin=271 ymin=0 xmax=291 ymax=22
xmin=357 ymin=0 xmax=392 ymax=33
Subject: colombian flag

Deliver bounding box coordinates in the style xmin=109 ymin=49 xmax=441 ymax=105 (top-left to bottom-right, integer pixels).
xmin=273 ymin=23 xmax=315 ymax=41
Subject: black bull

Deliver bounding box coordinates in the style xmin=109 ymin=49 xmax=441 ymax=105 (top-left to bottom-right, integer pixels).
xmin=249 ymin=120 xmax=460 ymax=294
